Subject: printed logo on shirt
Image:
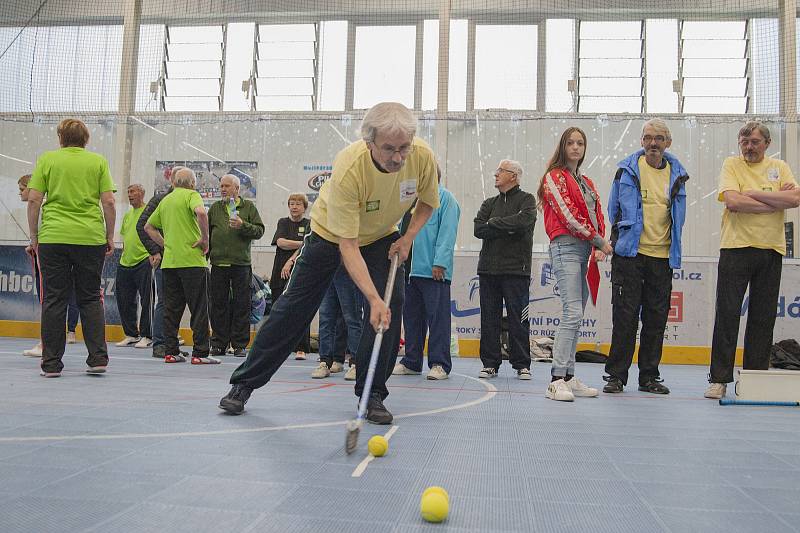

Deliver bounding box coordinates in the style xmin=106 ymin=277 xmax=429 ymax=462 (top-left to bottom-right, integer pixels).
xmin=298 ymin=226 xmax=305 ymax=234
xmin=641 ymin=189 xmax=648 ymax=199
xmin=399 ymin=179 xmax=417 ymax=202
xmin=366 ymin=200 xmax=381 ymax=212
xmin=768 ymin=167 xmax=780 ymax=182
xmin=762 ymin=185 xmax=774 ymax=192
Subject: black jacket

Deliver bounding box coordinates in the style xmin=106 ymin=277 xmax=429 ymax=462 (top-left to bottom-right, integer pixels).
xmin=474 ymin=185 xmax=537 ymax=276
xmin=136 ymin=188 xmax=171 ymax=256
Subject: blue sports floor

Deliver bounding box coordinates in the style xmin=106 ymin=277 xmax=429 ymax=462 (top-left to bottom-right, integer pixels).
xmin=0 ymin=338 xmax=799 ymax=533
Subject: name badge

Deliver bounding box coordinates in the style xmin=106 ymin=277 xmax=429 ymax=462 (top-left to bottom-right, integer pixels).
xmin=762 ymin=185 xmax=774 ymax=192
xmin=767 ymin=168 xmax=780 ymax=182
xmin=399 ymin=179 xmax=417 ymax=202
xmin=366 ymin=200 xmax=380 ymax=212
xmin=298 ymin=227 xmax=305 ymax=234
xmin=641 ymin=189 xmax=648 ymax=199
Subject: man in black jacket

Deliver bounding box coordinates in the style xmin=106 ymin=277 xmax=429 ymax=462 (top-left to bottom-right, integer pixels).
xmin=136 ymin=166 xmax=181 ymax=359
xmin=474 ymin=159 xmax=537 ymax=380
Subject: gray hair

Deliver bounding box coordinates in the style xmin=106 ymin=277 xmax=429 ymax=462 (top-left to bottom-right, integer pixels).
xmin=172 ymin=167 xmax=196 ymax=189
xmin=642 ymin=118 xmax=672 ymax=140
xmin=127 ymin=183 xmax=144 ymax=193
xmin=738 ymin=121 xmax=771 ymax=143
xmin=361 ymin=102 xmax=417 ymax=142
xmin=220 ymin=174 xmax=240 ymax=188
xmin=501 ymin=159 xmax=524 ymax=178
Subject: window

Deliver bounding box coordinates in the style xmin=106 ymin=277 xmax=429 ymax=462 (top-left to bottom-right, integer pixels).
xmin=645 ymin=19 xmax=678 ymax=113
xmin=474 ymin=25 xmax=537 ymax=110
xmin=255 ymin=24 xmax=317 ymax=111
xmin=163 ymin=25 xmax=224 ymax=111
xmin=354 ymin=25 xmax=415 ymax=109
xmin=318 ymin=21 xmax=347 ymax=111
xmin=679 ymin=21 xmax=748 ymax=113
xmin=578 ymin=21 xmax=643 ymax=113
xmin=421 ymin=19 xmax=468 ymax=111
xmin=546 ymin=19 xmax=575 ymax=112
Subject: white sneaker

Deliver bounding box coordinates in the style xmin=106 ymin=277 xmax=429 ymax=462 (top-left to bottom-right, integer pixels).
xmin=427 ymin=365 xmax=448 ymax=380
xmin=311 ymin=362 xmax=331 ymax=379
xmin=115 ymin=336 xmax=140 ymax=347
xmin=295 ymin=351 xmax=307 ymax=360
xmin=704 ymin=382 xmax=727 ymax=399
xmin=330 ymin=361 xmax=344 ymax=374
xmin=344 ymin=365 xmax=356 ymax=381
xmin=134 ymin=337 xmax=152 ymax=349
xmin=546 ymin=379 xmax=575 ymax=402
xmin=567 ymin=377 xmax=598 ymax=397
xmin=66 ymin=332 xmax=77 ymax=344
xmin=23 ymin=342 xmax=43 ymax=357
xmin=393 ymin=363 xmax=421 ymax=375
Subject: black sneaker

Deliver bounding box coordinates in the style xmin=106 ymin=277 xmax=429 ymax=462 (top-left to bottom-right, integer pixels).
xmin=602 ymin=376 xmax=624 ymax=393
xmin=232 ymin=348 xmax=247 ymax=358
xmin=638 ymin=378 xmax=670 ymax=394
xmin=210 ymin=347 xmax=227 ymax=357
xmin=219 ymin=384 xmax=253 ymax=415
xmin=365 ymin=396 xmax=393 ymax=425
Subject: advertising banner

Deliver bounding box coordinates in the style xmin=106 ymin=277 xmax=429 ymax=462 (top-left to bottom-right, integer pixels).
xmin=155 ymin=161 xmax=258 ymax=201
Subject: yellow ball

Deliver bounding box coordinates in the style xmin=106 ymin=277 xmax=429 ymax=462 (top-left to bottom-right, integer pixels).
xmin=422 ymin=486 xmax=449 ymax=504
xmin=420 ymin=491 xmax=449 ymax=523
xmin=367 ymin=435 xmax=388 ymax=457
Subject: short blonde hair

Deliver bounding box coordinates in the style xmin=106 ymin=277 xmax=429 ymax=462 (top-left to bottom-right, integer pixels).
xmin=172 ymin=167 xmax=196 ymax=189
xmin=288 ymin=193 xmax=308 ymax=209
xmin=361 ymin=102 xmax=417 ymax=143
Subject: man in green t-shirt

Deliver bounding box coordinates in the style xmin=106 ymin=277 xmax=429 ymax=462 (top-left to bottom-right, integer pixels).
xmin=26 ymin=118 xmax=117 ymax=378
xmin=144 ymin=167 xmax=217 ymax=365
xmin=115 ymin=184 xmax=152 ymax=349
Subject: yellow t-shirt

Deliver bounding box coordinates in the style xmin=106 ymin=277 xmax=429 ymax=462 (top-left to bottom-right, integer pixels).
xmin=637 ymin=156 xmax=671 ymax=258
xmin=717 ymin=156 xmax=797 ymax=255
xmin=310 ymin=137 xmax=440 ymax=245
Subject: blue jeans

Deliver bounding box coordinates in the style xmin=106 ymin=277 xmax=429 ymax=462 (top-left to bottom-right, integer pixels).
xmin=319 ymin=265 xmax=364 ymax=365
xmin=549 ymin=235 xmax=591 ymax=378
xmin=401 ymin=276 xmax=452 ymax=373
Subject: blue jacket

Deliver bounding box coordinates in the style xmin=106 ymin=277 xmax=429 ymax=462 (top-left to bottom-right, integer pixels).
xmin=410 ymin=185 xmax=461 ymax=281
xmin=608 ymin=150 xmax=689 ymax=269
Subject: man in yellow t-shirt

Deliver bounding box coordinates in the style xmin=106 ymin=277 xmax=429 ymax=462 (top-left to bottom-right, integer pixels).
xmin=221 ymin=102 xmax=440 ymax=423
xmin=705 ymin=122 xmax=800 ymax=399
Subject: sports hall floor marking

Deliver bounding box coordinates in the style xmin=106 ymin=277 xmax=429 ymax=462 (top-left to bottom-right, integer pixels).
xmin=351 ymin=424 xmax=399 ymax=477
xmin=0 ymin=373 xmax=497 ymax=444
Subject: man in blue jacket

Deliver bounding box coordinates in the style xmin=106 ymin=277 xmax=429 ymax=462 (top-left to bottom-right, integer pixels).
xmin=603 ymin=119 xmax=689 ymax=395
xmin=393 ymin=166 xmax=461 ymax=380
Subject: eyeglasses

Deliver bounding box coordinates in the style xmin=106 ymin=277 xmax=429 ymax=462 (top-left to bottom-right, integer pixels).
xmin=739 ymin=138 xmax=764 ymax=148
xmin=642 ymin=135 xmax=667 ymax=143
xmin=371 ymin=142 xmax=414 ymax=158
xmin=495 ymin=168 xmax=517 ymax=176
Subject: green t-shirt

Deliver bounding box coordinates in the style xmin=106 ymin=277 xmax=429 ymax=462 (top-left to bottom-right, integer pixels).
xmin=119 ymin=206 xmax=149 ymax=267
xmin=147 ymin=187 xmax=207 ymax=269
xmin=28 ymin=147 xmax=117 ymax=245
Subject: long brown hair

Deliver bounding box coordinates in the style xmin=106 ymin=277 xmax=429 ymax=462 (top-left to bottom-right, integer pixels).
xmin=537 ymin=127 xmax=587 ymax=208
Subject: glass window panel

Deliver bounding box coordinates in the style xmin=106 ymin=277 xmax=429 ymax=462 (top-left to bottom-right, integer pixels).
xmin=646 ymin=19 xmax=678 ymax=113
xmin=163 ymin=96 xmax=220 ymax=111
xmin=579 ymin=77 xmax=642 ymax=96
xmin=681 ymin=21 xmax=746 ymax=40
xmin=256 ymin=77 xmax=314 ymax=95
xmin=546 ymin=19 xmax=575 ymax=112
xmin=258 ymin=24 xmax=316 ymax=41
xmin=255 ymin=95 xmax=312 ymax=110
xmin=474 ymin=25 xmax=537 ymax=109
xmin=682 ymin=77 xmax=747 ymax=97
xmin=579 ymin=40 xmax=642 ymax=58
xmin=580 ymin=21 xmax=642 ymax=39
xmin=257 ymin=59 xmax=315 ymax=78
xmin=222 ymin=22 xmax=255 ymax=111
xmin=682 ymin=96 xmax=746 ymax=113
xmin=353 ymin=25 xmax=415 ymax=109
xmin=166 ymin=60 xmax=221 ymax=79
xmin=168 ymin=26 xmax=223 ymax=43
xmin=580 ymin=58 xmax=641 ymax=77
xmin=751 ymin=18 xmax=778 ymax=114
xmin=422 ymin=19 xmax=438 ymax=110
xmin=257 ymin=41 xmax=315 ymax=60
xmin=167 ymin=43 xmax=223 ymax=61
xmin=682 ymin=58 xmax=747 ymax=77
xmin=420 ymin=19 xmax=468 ymax=111
xmin=579 ymin=96 xmax=642 ymax=112
xmin=318 ymin=20 xmax=347 ymax=111
xmin=136 ymin=25 xmax=165 ymax=111
xmin=165 ymin=78 xmax=220 ymax=97
xmin=681 ymin=40 xmax=746 ymax=59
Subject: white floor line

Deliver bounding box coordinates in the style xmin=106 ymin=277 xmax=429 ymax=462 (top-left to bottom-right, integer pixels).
xmin=351 ymin=424 xmax=399 ymax=477
xmin=0 ymin=373 xmax=495 ymax=443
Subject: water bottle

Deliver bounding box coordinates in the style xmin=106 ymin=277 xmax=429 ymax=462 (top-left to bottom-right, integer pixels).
xmin=229 ymin=197 xmax=237 ymax=220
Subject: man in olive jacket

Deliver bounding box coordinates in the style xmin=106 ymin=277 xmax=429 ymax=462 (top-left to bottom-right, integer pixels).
xmin=474 ymin=159 xmax=537 ymax=380
xmin=208 ymin=174 xmax=265 ymax=356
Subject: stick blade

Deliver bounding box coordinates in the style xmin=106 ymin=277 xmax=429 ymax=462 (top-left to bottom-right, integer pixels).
xmin=345 ymin=419 xmax=361 ymax=455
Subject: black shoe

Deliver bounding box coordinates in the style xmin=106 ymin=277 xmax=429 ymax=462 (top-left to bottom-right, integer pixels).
xmin=365 ymin=396 xmax=393 ymax=425
xmin=232 ymin=348 xmax=247 ymax=358
xmin=638 ymin=378 xmax=670 ymax=394
xmin=210 ymin=347 xmax=227 ymax=357
xmin=602 ymin=376 xmax=624 ymax=393
xmin=219 ymin=384 xmax=253 ymax=415
xmin=152 ymin=345 xmax=166 ymax=359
